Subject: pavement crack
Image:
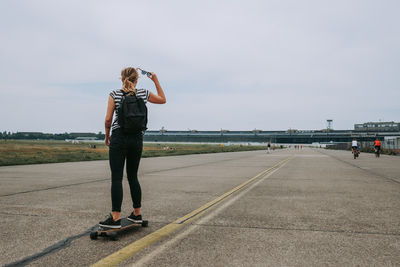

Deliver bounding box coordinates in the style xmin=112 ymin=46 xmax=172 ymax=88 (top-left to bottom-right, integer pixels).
xmin=194 ymin=223 xmax=400 ymax=237
xmin=317 ymin=150 xmax=400 ymax=185
xmin=0 ymin=179 xmax=109 ymax=198
xmin=145 ymin=153 xmax=264 ymax=175
xmin=3 ymin=226 xmax=97 ymax=267
xmin=1 ymin=152 xmax=269 ymax=198
xmin=0 ymin=212 xmax=48 ymax=217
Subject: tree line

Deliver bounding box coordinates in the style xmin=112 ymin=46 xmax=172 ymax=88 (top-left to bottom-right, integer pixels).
xmin=0 ymin=132 xmax=105 ymax=140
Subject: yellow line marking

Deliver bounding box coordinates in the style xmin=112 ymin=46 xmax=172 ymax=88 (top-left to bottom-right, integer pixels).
xmin=91 ymin=157 xmax=291 ymax=267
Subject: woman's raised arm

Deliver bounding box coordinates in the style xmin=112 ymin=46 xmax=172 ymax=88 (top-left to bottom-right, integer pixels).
xmin=148 ymin=73 xmax=166 ymax=104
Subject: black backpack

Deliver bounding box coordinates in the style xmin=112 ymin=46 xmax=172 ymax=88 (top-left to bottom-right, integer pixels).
xmin=117 ymin=91 xmax=148 ymax=133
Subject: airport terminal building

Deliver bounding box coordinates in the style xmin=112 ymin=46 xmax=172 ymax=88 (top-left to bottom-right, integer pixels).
xmin=354 ymin=121 xmax=400 ymax=132
xmin=143 ymin=121 xmax=400 ymax=149
xmin=6 ymin=121 xmax=400 ymax=149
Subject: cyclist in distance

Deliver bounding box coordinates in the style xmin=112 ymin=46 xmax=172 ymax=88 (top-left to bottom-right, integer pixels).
xmin=374 ymin=138 xmax=381 ymax=157
xmin=351 ymin=138 xmax=358 ymax=154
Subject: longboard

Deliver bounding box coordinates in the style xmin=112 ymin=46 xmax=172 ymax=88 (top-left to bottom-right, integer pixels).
xmin=90 ymin=218 xmax=148 ymax=241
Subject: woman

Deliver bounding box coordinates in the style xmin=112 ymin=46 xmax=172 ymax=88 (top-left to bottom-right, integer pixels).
xmin=100 ymin=67 xmax=166 ymax=228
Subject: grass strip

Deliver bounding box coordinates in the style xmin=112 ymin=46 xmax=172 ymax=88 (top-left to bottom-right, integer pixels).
xmin=0 ymin=140 xmax=268 ymax=166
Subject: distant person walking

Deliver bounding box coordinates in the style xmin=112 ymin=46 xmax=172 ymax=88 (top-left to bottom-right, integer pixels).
xmin=99 ymin=67 xmax=166 ymax=228
xmin=267 ymin=142 xmax=271 ymax=153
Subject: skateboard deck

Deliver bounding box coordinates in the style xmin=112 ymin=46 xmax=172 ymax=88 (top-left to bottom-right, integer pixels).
xmin=90 ymin=218 xmax=148 ymax=240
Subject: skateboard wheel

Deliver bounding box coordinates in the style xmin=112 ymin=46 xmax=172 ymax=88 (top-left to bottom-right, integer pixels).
xmin=141 ymin=220 xmax=148 ymax=227
xmin=108 ymin=232 xmax=118 ymax=241
xmin=90 ymin=232 xmax=98 ymax=240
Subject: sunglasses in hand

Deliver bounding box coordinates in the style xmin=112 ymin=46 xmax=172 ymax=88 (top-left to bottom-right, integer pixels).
xmin=137 ymin=68 xmax=152 ymax=77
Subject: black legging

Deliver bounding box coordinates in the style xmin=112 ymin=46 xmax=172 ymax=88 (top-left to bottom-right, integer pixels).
xmin=109 ymin=128 xmax=143 ymax=212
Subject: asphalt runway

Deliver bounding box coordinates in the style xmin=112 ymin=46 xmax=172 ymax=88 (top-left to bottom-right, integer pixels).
xmin=1 ymin=148 xmax=399 ymax=266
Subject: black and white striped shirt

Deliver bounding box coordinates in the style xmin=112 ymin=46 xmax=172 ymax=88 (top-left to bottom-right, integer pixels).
xmin=110 ymin=89 xmax=150 ymax=131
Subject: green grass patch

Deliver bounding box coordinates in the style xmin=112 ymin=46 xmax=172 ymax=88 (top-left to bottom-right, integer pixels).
xmin=0 ymin=140 xmax=267 ymax=166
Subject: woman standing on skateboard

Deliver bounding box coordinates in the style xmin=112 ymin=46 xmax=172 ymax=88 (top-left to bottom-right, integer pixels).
xmin=100 ymin=67 xmax=166 ymax=228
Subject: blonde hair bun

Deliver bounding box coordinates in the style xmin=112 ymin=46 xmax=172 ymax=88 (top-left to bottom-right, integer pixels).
xmin=121 ymin=67 xmax=138 ymax=95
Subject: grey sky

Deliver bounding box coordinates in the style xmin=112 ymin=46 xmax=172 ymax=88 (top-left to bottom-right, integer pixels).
xmin=1 ymin=0 xmax=399 ymax=133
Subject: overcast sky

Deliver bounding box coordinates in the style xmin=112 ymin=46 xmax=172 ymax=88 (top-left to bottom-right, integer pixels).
xmin=0 ymin=0 xmax=399 ymax=133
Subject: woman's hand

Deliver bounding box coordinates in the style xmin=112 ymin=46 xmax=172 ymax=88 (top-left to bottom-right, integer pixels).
xmin=149 ymin=72 xmax=158 ymax=82
xmin=105 ymin=135 xmax=111 ymax=146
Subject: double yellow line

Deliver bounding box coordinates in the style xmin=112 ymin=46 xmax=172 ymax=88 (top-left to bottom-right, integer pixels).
xmin=92 ymin=157 xmax=291 ymax=267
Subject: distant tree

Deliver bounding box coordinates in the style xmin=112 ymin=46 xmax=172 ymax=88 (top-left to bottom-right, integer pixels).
xmin=96 ymin=131 xmax=105 ymax=140
xmin=0 ymin=131 xmax=108 ymax=140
